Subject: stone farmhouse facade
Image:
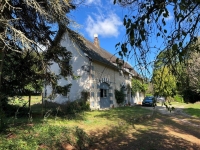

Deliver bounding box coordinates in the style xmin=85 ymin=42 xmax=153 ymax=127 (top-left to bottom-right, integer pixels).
xmin=46 ymin=29 xmax=144 ymax=109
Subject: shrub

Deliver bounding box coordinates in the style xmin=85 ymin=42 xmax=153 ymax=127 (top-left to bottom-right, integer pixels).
xmin=81 ymin=90 xmax=90 ymax=101
xmin=115 ymin=89 xmax=125 ymax=104
xmin=44 ymin=99 xmax=90 ymax=118
xmin=0 ymin=125 xmax=92 ymax=150
xmin=174 ymin=94 xmax=183 ymax=103
xmin=146 ymin=94 xmax=153 ymax=97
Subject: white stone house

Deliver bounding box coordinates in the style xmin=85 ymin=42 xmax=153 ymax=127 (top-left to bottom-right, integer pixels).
xmin=46 ymin=29 xmax=144 ymax=109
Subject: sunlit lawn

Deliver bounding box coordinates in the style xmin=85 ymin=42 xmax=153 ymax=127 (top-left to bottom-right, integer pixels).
xmin=45 ymin=106 xmax=153 ymax=132
xmin=170 ymin=101 xmax=200 ymax=118
xmin=2 ymin=97 xmax=200 ymax=149
xmin=1 ymin=105 xmax=154 ymax=150
xmin=9 ymin=95 xmax=42 ymax=106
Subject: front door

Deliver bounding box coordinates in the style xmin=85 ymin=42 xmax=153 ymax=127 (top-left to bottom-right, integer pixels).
xmin=100 ymin=82 xmax=110 ymax=108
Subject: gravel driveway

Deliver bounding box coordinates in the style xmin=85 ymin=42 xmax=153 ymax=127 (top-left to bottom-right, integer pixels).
xmin=142 ymin=104 xmax=191 ymax=116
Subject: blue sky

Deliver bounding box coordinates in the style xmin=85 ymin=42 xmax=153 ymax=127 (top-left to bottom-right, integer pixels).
xmin=68 ymin=0 xmax=174 ymax=78
xmin=69 ymin=0 xmax=126 ymax=51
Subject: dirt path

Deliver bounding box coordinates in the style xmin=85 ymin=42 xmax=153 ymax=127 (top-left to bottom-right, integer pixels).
xmin=142 ymin=105 xmax=200 ymax=148
xmin=88 ymin=106 xmax=200 ymax=150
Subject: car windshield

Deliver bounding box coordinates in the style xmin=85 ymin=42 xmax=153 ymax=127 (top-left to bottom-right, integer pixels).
xmin=144 ymin=97 xmax=153 ymax=101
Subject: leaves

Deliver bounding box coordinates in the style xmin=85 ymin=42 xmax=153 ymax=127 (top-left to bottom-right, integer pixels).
xmin=152 ymin=66 xmax=177 ymax=97
xmin=131 ymin=78 xmax=147 ymax=94
xmin=172 ymin=44 xmax=178 ymax=51
xmin=1 ymin=0 xmax=75 ymax=101
xmin=115 ymin=89 xmax=125 ymax=104
xmin=115 ymin=0 xmax=200 ymax=79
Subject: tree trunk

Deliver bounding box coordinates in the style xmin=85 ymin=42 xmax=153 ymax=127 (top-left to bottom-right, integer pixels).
xmin=28 ymin=95 xmax=31 ymax=109
xmin=0 ymin=48 xmax=5 ymax=128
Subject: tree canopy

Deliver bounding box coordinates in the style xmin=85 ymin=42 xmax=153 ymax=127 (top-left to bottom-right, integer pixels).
xmin=152 ymin=39 xmax=200 ymax=102
xmin=131 ymin=78 xmax=148 ymax=95
xmin=114 ymin=0 xmax=200 ymax=76
xmin=0 ymin=0 xmax=78 ymax=125
xmin=152 ymin=65 xmax=177 ymax=98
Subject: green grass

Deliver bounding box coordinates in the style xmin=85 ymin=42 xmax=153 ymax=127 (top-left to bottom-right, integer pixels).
xmin=170 ymin=101 xmax=200 ymax=118
xmin=1 ymin=106 xmax=153 ymax=150
xmin=2 ymin=96 xmax=200 ymax=149
xmin=0 ymin=124 xmax=91 ymax=150
xmin=9 ymin=96 xmax=42 ymax=106
xmin=1 ymin=103 xmax=200 ymax=149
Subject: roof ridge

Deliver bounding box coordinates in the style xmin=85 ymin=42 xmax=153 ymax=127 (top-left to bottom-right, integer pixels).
xmin=66 ymin=28 xmax=139 ymax=77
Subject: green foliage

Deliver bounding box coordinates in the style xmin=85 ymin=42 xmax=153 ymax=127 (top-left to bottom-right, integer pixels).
xmin=145 ymin=94 xmax=153 ymax=97
xmin=44 ymin=99 xmax=90 ymax=118
xmin=152 ymin=66 xmax=176 ymax=97
xmin=2 ymin=51 xmax=43 ymax=97
xmin=81 ymin=90 xmax=90 ymax=101
xmin=0 ymin=107 xmax=153 ymax=149
xmin=174 ymin=95 xmax=183 ymax=103
xmin=114 ymin=0 xmax=200 ymax=80
xmin=131 ymin=78 xmax=147 ymax=94
xmin=115 ymin=89 xmax=125 ymax=104
xmin=0 ymin=0 xmax=75 ymax=127
xmin=0 ymin=125 xmax=91 ymax=150
xmin=56 ymin=84 xmax=72 ymax=96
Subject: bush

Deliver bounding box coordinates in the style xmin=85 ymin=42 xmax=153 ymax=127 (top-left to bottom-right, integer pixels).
xmin=0 ymin=125 xmax=92 ymax=150
xmin=115 ymin=89 xmax=125 ymax=104
xmin=44 ymin=99 xmax=90 ymax=118
xmin=174 ymin=95 xmax=183 ymax=103
xmin=3 ymin=104 xmax=30 ymax=118
xmin=146 ymin=94 xmax=153 ymax=97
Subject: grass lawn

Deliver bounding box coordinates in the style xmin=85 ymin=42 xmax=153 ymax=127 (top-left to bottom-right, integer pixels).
xmin=1 ymin=106 xmax=154 ymax=150
xmin=9 ymin=95 xmax=42 ymax=106
xmin=1 ymin=97 xmax=200 ymax=149
xmin=170 ymin=101 xmax=200 ymax=118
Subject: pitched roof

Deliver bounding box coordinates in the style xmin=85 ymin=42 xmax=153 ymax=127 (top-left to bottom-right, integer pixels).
xmin=66 ymin=28 xmax=140 ymax=78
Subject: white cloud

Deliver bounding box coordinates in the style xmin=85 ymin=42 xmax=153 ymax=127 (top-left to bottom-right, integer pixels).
xmin=85 ymin=13 xmax=122 ymax=38
xmin=85 ymin=0 xmax=101 ymax=5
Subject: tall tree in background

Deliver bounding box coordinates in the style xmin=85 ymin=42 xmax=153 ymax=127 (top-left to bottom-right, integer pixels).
xmin=188 ymin=52 xmax=200 ymax=94
xmin=152 ymin=39 xmax=200 ymax=102
xmin=0 ymin=0 xmax=78 ymax=126
xmin=152 ymin=50 xmax=177 ymax=98
xmin=152 ymin=66 xmax=176 ymax=98
xmin=114 ymin=0 xmax=200 ymax=76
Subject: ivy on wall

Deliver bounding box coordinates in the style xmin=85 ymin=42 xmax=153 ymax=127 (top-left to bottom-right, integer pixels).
xmin=131 ymin=78 xmax=147 ymax=95
xmin=81 ymin=90 xmax=90 ymax=101
xmin=115 ymin=89 xmax=125 ymax=104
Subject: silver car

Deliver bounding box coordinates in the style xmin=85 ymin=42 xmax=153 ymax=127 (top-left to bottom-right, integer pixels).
xmin=156 ymin=96 xmax=165 ymax=106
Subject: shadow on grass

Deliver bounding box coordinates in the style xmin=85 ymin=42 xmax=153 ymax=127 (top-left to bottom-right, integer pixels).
xmin=2 ymin=105 xmax=200 ymax=149
xmin=94 ymin=106 xmax=154 ymax=124
xmin=88 ymin=113 xmax=200 ymax=150
xmin=2 ymin=101 xmax=88 ymax=130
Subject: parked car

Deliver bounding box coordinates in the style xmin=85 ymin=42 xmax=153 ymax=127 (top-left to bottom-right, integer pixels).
xmin=156 ymin=96 xmax=165 ymax=106
xmin=142 ymin=96 xmax=155 ymax=106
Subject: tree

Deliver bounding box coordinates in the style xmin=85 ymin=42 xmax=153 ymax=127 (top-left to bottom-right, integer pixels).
xmin=131 ymin=78 xmax=148 ymax=95
xmin=188 ymin=53 xmax=200 ymax=93
xmin=152 ymin=49 xmax=177 ymax=98
xmin=114 ymin=0 xmax=200 ymax=75
xmin=0 ymin=0 xmax=77 ymax=127
xmin=115 ymin=89 xmax=125 ymax=104
xmin=152 ymin=66 xmax=176 ymax=98
xmin=182 ymin=51 xmax=200 ymax=102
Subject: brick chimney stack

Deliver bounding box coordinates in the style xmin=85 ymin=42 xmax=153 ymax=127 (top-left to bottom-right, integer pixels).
xmin=94 ymin=34 xmax=99 ymax=48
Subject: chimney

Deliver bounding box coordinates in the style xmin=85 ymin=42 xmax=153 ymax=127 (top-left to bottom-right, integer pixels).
xmin=94 ymin=34 xmax=99 ymax=48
